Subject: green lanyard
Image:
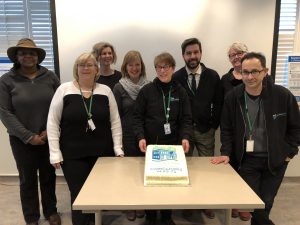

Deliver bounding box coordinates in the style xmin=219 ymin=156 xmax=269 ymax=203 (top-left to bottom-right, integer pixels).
xmin=244 ymin=91 xmax=259 ymax=139
xmin=79 ymin=86 xmax=93 ymax=119
xmin=161 ymin=86 xmax=172 ymax=123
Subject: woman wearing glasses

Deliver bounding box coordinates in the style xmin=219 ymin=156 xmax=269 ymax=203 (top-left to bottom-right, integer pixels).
xmin=221 ymin=42 xmax=251 ymax=221
xmin=221 ymin=42 xmax=248 ymax=96
xmin=0 ymin=38 xmax=61 ymax=225
xmin=133 ymin=52 xmax=192 ymax=225
xmin=92 ymin=42 xmax=122 ymax=90
xmin=47 ymin=53 xmax=123 ymax=225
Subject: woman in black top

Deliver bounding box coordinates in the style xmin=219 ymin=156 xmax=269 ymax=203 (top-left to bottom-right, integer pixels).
xmin=133 ymin=52 xmax=192 ymax=225
xmin=47 ymin=53 xmax=123 ymax=225
xmin=113 ymin=51 xmax=149 ymax=156
xmin=113 ymin=50 xmax=149 ymax=221
xmin=221 ymin=42 xmax=248 ymax=96
xmin=221 ymin=42 xmax=250 ymax=221
xmin=92 ymin=42 xmax=121 ymax=90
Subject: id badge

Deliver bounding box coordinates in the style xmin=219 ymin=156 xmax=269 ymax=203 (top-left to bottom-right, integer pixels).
xmin=87 ymin=119 xmax=96 ymax=131
xmin=164 ymin=123 xmax=171 ymax=135
xmin=246 ymin=139 xmax=254 ymax=152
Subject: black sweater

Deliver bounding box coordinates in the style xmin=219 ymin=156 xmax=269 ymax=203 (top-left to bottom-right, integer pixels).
xmin=173 ymin=64 xmax=222 ymax=132
xmin=221 ymin=68 xmax=243 ymax=97
xmin=97 ymin=70 xmax=122 ymax=90
xmin=113 ymin=83 xmax=143 ymax=156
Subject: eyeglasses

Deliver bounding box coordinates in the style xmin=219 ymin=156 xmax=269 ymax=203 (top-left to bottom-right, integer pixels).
xmin=241 ymin=69 xmax=264 ymax=77
xmin=78 ymin=63 xmax=96 ymax=68
xmin=155 ymin=64 xmax=171 ymax=71
xmin=228 ymin=51 xmax=244 ymax=59
xmin=17 ymin=51 xmax=38 ymax=57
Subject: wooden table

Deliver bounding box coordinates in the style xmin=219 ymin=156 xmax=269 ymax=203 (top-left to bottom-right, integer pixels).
xmin=73 ymin=157 xmax=264 ymax=225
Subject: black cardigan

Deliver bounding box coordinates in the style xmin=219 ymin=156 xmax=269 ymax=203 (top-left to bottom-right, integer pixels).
xmin=173 ymin=63 xmax=222 ymax=132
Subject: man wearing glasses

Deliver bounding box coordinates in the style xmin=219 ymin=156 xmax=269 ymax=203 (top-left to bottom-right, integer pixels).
xmin=211 ymin=52 xmax=300 ymax=225
xmin=173 ymin=38 xmax=222 ymax=219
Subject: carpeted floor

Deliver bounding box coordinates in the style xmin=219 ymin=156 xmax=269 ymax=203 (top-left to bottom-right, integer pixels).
xmin=0 ymin=177 xmax=299 ymax=225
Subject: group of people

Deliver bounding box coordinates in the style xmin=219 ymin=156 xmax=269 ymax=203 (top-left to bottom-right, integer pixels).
xmin=0 ymin=37 xmax=299 ymax=225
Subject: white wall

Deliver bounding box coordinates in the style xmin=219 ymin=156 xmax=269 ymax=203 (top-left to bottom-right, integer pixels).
xmin=55 ymin=0 xmax=275 ymax=83
xmin=0 ymin=122 xmax=16 ymax=175
xmin=1 ymin=0 xmax=299 ymax=176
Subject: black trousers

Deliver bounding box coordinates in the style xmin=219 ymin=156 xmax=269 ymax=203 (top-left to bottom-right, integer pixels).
xmin=9 ymin=136 xmax=57 ymax=224
xmin=62 ymin=156 xmax=98 ymax=225
xmin=145 ymin=210 xmax=172 ymax=221
xmin=239 ymin=154 xmax=287 ymax=225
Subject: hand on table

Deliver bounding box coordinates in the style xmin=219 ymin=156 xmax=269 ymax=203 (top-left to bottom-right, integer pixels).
xmin=210 ymin=156 xmax=230 ymax=165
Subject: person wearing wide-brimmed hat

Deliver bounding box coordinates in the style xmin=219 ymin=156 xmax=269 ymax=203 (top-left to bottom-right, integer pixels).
xmin=0 ymin=38 xmax=61 ymax=225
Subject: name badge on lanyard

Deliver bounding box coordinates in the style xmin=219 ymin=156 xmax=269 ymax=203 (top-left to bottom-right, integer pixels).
xmin=246 ymin=139 xmax=254 ymax=152
xmin=88 ymin=118 xmax=96 ymax=131
xmin=164 ymin=123 xmax=171 ymax=135
xmin=79 ymin=85 xmax=96 ymax=132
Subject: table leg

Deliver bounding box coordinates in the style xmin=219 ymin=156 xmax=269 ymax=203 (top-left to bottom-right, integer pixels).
xmin=225 ymin=209 xmax=231 ymax=225
xmin=95 ymin=211 xmax=101 ymax=225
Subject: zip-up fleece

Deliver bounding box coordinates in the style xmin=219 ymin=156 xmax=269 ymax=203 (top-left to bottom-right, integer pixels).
xmin=0 ymin=66 xmax=60 ymax=143
xmin=133 ymin=78 xmax=193 ymax=145
xmin=220 ymin=78 xmax=300 ymax=172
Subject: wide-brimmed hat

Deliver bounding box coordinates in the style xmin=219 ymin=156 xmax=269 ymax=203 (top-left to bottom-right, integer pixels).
xmin=7 ymin=38 xmax=46 ymax=64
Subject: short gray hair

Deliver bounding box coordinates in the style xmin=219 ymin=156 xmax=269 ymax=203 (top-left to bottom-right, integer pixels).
xmin=228 ymin=42 xmax=248 ymax=56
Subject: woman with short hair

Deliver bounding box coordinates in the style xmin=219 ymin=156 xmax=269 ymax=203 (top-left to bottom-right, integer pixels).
xmin=47 ymin=53 xmax=123 ymax=225
xmin=221 ymin=42 xmax=251 ymax=221
xmin=221 ymin=42 xmax=248 ymax=95
xmin=133 ymin=52 xmax=192 ymax=225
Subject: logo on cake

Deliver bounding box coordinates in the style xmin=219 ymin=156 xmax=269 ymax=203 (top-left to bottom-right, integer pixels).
xmin=152 ymin=146 xmax=177 ymax=161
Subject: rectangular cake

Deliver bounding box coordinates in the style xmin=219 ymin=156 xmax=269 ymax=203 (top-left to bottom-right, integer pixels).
xmin=144 ymin=145 xmax=190 ymax=186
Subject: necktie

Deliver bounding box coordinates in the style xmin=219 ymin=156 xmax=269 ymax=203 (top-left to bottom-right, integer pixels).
xmin=191 ymin=74 xmax=196 ymax=93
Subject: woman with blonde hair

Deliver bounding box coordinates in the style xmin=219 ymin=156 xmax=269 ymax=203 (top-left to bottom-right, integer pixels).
xmin=113 ymin=50 xmax=149 ymax=221
xmin=92 ymin=42 xmax=121 ymax=90
xmin=47 ymin=53 xmax=123 ymax=225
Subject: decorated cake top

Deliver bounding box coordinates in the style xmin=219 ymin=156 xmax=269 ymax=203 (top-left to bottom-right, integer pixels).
xmin=144 ymin=145 xmax=190 ymax=186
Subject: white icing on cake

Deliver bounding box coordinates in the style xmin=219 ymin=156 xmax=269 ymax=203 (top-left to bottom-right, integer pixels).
xmin=144 ymin=145 xmax=190 ymax=186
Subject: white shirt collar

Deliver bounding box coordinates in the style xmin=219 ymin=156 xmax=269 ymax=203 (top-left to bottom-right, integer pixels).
xmin=185 ymin=65 xmax=202 ymax=76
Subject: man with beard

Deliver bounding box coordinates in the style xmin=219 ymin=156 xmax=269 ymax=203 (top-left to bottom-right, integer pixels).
xmin=173 ymin=38 xmax=222 ymax=219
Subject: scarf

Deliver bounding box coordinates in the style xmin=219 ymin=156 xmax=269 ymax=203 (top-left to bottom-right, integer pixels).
xmin=119 ymin=76 xmax=150 ymax=100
